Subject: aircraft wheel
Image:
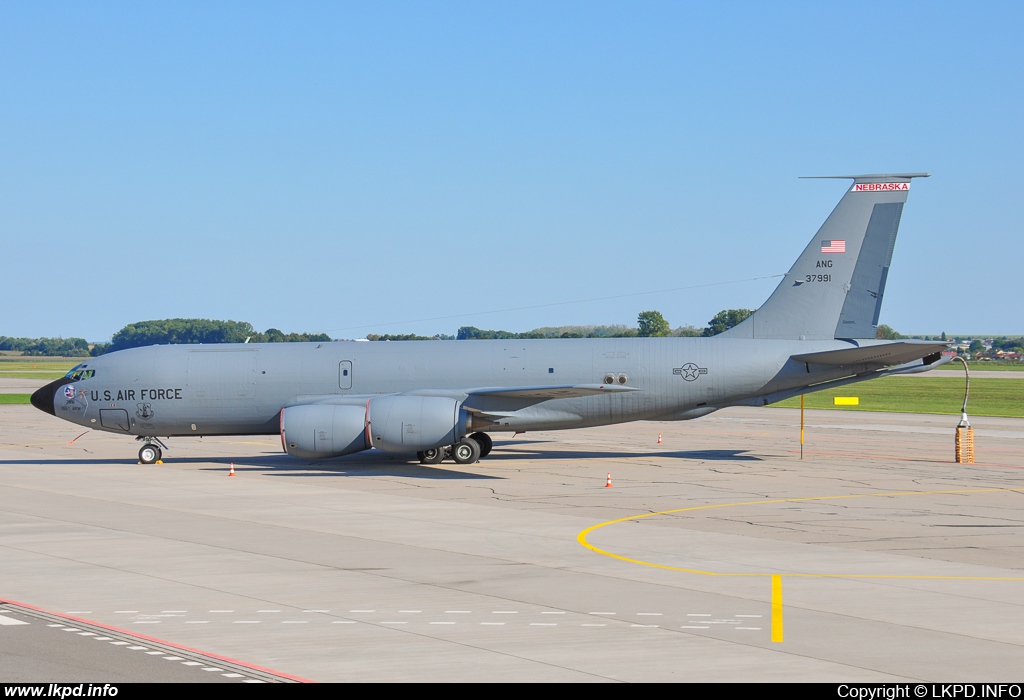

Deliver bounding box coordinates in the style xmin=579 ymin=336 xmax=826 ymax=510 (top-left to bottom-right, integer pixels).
xmin=420 ymin=446 xmax=446 ymax=465
xmin=139 ymin=444 xmax=161 ymax=464
xmin=451 ymin=437 xmax=481 ymax=465
xmin=469 ymin=432 xmax=493 ymax=458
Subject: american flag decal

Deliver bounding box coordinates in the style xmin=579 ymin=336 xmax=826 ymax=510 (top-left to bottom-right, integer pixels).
xmin=821 ymin=239 xmax=846 ymax=254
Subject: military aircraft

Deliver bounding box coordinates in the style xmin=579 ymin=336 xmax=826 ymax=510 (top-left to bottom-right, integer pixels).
xmin=32 ymin=173 xmax=948 ymax=465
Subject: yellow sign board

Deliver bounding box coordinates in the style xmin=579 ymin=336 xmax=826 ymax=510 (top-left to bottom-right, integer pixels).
xmin=834 ymin=397 xmax=860 ymax=406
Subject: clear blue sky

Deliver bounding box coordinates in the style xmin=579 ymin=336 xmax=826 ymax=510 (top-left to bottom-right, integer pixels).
xmin=3 ymin=2 xmax=1021 ymax=341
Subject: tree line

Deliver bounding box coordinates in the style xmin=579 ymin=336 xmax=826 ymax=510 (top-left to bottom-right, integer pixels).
xmin=0 ymin=336 xmax=93 ymax=357
xmin=14 ymin=311 xmax=983 ymax=358
xmin=1 ymin=319 xmax=332 ymax=357
xmin=1 ymin=310 xmax=758 ymax=358
xmin=454 ymin=309 xmax=755 ymax=340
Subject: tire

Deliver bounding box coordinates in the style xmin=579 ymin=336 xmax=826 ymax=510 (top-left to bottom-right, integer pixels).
xmin=451 ymin=437 xmax=481 ymax=465
xmin=139 ymin=444 xmax=161 ymax=464
xmin=470 ymin=432 xmax=493 ymax=458
xmin=420 ymin=446 xmax=446 ymax=465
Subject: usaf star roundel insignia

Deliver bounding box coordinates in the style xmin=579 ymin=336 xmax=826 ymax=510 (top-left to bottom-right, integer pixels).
xmin=672 ymin=362 xmax=708 ymax=381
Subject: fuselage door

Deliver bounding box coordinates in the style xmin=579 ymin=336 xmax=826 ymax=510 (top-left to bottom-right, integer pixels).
xmin=99 ymin=409 xmax=131 ymax=432
xmin=339 ymin=360 xmax=353 ymax=390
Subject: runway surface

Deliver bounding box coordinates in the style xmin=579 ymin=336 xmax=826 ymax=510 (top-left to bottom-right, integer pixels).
xmin=0 ymin=404 xmax=1022 ymax=682
xmin=0 ymin=378 xmax=47 ymax=393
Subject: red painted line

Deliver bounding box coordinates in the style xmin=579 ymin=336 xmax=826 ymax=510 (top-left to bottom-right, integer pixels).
xmin=364 ymin=398 xmax=372 ymax=448
xmin=279 ymin=408 xmax=287 ymax=453
xmin=1 ymin=597 xmax=312 ymax=683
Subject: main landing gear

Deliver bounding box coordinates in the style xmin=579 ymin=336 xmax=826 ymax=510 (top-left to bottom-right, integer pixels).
xmin=137 ymin=437 xmax=167 ymax=464
xmin=417 ymin=432 xmax=493 ymax=465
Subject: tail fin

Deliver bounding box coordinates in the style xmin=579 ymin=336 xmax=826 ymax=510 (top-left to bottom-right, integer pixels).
xmin=722 ymin=173 xmax=929 ymax=340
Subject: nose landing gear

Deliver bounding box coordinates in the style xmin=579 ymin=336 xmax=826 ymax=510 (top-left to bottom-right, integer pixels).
xmin=136 ymin=437 xmax=167 ymax=464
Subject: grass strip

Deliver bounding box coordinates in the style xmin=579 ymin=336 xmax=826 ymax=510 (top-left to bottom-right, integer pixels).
xmin=932 ymin=363 xmax=1024 ymax=372
xmin=0 ymin=394 xmax=31 ymax=405
xmin=0 ymin=359 xmax=80 ymax=371
xmin=772 ymin=377 xmax=1023 ymax=418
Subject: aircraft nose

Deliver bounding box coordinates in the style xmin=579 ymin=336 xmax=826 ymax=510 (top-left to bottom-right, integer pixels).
xmin=30 ymin=378 xmax=66 ymax=416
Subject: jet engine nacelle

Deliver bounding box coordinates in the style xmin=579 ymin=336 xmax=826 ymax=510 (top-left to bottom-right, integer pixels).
xmin=366 ymin=395 xmax=470 ymax=452
xmin=280 ymin=404 xmax=370 ymax=459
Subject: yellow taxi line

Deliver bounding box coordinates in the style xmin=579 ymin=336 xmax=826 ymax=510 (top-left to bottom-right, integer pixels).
xmin=577 ymin=488 xmax=1024 ymax=581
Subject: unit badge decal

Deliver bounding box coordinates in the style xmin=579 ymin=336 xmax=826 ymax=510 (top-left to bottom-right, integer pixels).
xmin=136 ymin=403 xmax=155 ymax=420
xmin=673 ymin=363 xmax=708 ymax=381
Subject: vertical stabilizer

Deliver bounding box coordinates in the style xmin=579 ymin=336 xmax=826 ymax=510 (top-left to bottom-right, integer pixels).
xmin=722 ymin=173 xmax=928 ymax=340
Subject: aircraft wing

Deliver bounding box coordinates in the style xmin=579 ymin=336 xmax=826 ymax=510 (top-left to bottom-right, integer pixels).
xmin=791 ymin=341 xmax=949 ymax=368
xmin=467 ymin=384 xmax=639 ymax=400
xmin=461 ymin=383 xmax=639 ymax=419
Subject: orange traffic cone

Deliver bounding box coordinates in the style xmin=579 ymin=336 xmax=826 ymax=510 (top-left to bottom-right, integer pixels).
xmin=229 ymin=463 xmax=236 ymax=477
xmin=605 ymin=472 xmax=613 ymax=488
xmin=657 ymin=432 xmax=663 ymax=444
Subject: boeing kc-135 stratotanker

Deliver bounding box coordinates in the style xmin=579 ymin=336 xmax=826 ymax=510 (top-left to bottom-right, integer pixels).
xmin=32 ymin=174 xmax=949 ymax=465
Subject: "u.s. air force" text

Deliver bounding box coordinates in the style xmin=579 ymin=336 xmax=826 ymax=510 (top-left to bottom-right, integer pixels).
xmin=89 ymin=388 xmax=183 ymax=401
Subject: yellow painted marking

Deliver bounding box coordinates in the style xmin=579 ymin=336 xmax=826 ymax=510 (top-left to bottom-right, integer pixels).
xmin=833 ymin=396 xmax=860 ymax=406
xmin=771 ymin=575 xmax=783 ymax=643
xmin=577 ymin=488 xmax=1024 ymax=580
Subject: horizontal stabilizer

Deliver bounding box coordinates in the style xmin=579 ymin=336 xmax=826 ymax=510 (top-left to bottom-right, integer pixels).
xmin=792 ymin=341 xmax=949 ymax=367
xmin=734 ymin=351 xmax=954 ymax=408
xmin=468 ymin=384 xmax=639 ymax=400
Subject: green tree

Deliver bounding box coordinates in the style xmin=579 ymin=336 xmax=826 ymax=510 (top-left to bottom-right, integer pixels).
xmin=457 ymin=326 xmax=540 ymax=340
xmin=875 ymin=324 xmax=903 ymax=340
xmin=637 ymin=310 xmax=670 ymax=337
xmin=702 ymin=309 xmax=754 ymax=337
xmin=108 ymin=319 xmax=332 ymax=351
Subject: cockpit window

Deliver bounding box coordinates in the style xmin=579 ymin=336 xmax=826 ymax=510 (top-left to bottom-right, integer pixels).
xmin=63 ymin=365 xmax=94 ymax=381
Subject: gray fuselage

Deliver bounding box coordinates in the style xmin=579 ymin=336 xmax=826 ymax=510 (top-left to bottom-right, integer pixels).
xmin=47 ymin=336 xmax=879 ymax=439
